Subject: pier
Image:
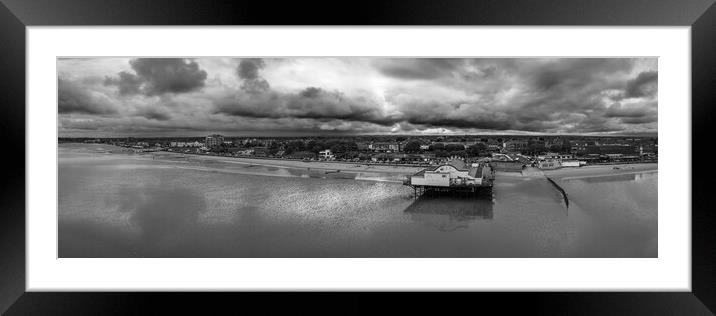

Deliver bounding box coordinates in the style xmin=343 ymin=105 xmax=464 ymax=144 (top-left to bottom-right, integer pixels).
xmin=403 ymin=159 xmax=495 ymax=198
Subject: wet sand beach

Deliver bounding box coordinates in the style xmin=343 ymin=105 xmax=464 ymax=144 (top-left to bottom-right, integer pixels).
xmin=543 ymin=163 xmax=658 ymax=180
xmin=59 ymin=143 xmax=657 ymax=258
xmin=153 ymin=151 xmax=424 ymax=175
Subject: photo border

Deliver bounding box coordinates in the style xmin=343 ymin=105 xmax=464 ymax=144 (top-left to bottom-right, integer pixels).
xmin=1 ymin=0 xmax=714 ymax=313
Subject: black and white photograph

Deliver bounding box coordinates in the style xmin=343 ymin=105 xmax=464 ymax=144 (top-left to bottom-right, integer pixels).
xmin=57 ymin=57 xmax=658 ymax=258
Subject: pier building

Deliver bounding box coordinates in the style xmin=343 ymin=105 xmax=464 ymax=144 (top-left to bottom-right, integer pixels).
xmin=404 ymin=159 xmax=495 ymax=197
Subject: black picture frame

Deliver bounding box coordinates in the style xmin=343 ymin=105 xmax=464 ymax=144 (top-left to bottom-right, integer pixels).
xmin=1 ymin=0 xmax=714 ymax=314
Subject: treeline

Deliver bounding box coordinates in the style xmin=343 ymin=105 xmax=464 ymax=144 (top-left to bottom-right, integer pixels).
xmin=403 ymin=140 xmax=489 ymax=157
xmin=282 ymin=140 xmax=358 ymax=155
xmin=523 ymin=139 xmax=572 ymax=155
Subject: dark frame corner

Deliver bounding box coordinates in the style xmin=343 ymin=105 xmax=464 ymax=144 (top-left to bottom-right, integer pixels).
xmin=1 ymin=0 xmax=714 ymax=314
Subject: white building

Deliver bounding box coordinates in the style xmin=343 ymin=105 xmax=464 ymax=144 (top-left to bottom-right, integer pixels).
xmin=561 ymin=160 xmax=583 ymax=167
xmin=537 ymin=152 xmax=574 ymax=160
xmin=236 ymin=149 xmax=254 ymax=156
xmin=409 ymin=160 xmax=489 ymax=187
xmin=368 ymin=142 xmax=400 ymax=152
xmin=537 ymin=159 xmax=561 ymax=169
xmin=318 ymin=149 xmax=334 ymax=160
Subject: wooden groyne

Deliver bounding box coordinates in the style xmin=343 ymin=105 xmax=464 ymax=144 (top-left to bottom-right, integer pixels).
xmin=546 ymin=177 xmax=569 ymax=208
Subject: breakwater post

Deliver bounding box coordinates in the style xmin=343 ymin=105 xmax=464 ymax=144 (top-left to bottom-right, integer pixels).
xmin=546 ymin=177 xmax=569 ymax=208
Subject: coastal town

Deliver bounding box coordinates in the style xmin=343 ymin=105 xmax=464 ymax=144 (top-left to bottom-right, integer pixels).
xmin=61 ymin=134 xmax=658 ymax=171
xmin=57 ymin=57 xmax=659 ymax=259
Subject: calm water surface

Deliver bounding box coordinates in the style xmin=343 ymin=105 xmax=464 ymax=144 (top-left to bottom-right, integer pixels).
xmin=58 ymin=144 xmax=657 ymax=257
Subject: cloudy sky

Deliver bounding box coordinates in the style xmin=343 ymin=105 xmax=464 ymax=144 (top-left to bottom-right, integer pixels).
xmin=58 ymin=57 xmax=657 ymax=137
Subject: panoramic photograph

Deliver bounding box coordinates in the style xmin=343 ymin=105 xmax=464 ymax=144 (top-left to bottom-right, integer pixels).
xmin=57 ymin=57 xmax=658 ymax=258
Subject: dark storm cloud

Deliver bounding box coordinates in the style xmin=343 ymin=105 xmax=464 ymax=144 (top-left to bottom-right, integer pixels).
xmin=366 ymin=58 xmax=647 ymax=132
xmin=134 ymin=108 xmax=172 ymax=121
xmin=237 ymin=58 xmax=264 ymax=80
xmin=104 ymin=58 xmax=208 ymax=96
xmin=624 ymin=71 xmax=658 ymax=98
xmin=241 ymin=78 xmax=270 ymax=94
xmin=215 ymin=58 xmax=656 ymax=133
xmin=215 ymin=87 xmax=394 ymax=126
xmin=604 ymin=102 xmax=658 ymax=125
xmin=389 ymin=99 xmax=511 ymax=130
xmin=300 ymin=87 xmax=322 ymax=98
xmin=620 ymin=115 xmax=657 ymax=124
xmin=237 ymin=58 xmax=270 ymax=94
xmin=58 ymin=78 xmax=117 ymax=115
xmin=103 ymin=71 xmax=142 ymax=95
xmin=391 ymin=99 xmax=566 ymax=132
xmin=59 ymin=57 xmax=657 ymax=136
xmin=374 ymin=58 xmax=633 ymax=88
xmin=604 ymin=103 xmax=654 ymax=118
xmin=405 ymin=115 xmax=515 ymax=131
xmin=526 ymin=58 xmax=634 ymax=91
xmin=374 ymin=59 xmax=463 ymax=80
xmin=131 ymin=58 xmax=208 ymax=95
xmin=221 ymin=62 xmax=392 ymax=125
xmin=373 ymin=59 xmax=647 ymax=132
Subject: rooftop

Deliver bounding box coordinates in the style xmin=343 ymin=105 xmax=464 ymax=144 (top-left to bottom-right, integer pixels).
xmin=446 ymin=159 xmax=468 ymax=171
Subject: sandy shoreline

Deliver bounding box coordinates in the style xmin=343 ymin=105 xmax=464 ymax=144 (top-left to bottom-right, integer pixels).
xmin=152 ymin=151 xmax=425 ymax=175
xmin=542 ymin=163 xmax=657 ymax=180
xmin=74 ymin=142 xmax=658 ymax=179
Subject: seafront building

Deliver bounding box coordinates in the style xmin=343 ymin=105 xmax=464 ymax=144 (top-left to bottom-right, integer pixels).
xmin=369 ymin=142 xmax=401 ymax=152
xmin=537 ymin=159 xmax=561 ymax=170
xmin=318 ymin=149 xmax=334 ymax=160
xmin=404 ymin=159 xmax=495 ymax=197
xmin=205 ymin=134 xmax=224 ymax=148
xmin=491 ymin=160 xmax=526 ymax=171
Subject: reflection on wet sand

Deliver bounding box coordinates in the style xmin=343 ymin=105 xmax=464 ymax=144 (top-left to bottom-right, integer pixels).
xmin=560 ymin=170 xmax=657 ymax=184
xmin=404 ymin=194 xmax=494 ymax=231
xmin=118 ymin=186 xmax=207 ymax=246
